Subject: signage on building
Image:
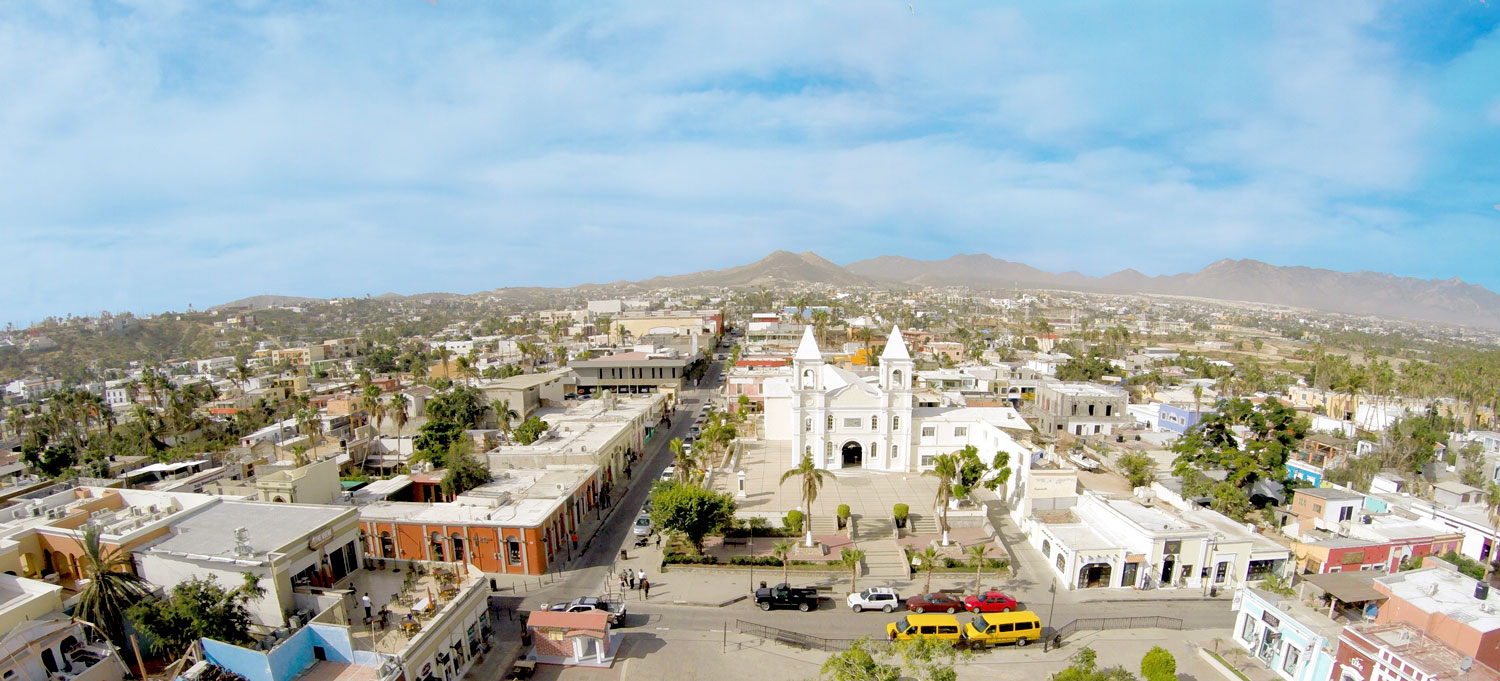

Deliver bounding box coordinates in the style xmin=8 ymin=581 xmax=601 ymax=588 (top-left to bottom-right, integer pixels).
xmin=1260 ymin=611 xmax=1281 ymax=629
xmin=308 ymin=527 xmax=334 ymax=549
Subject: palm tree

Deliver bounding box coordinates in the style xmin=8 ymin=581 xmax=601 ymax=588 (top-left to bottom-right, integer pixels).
xmin=840 ymin=548 xmax=865 ymax=593
xmin=73 ymin=523 xmax=153 ymax=645
xmin=780 ymin=453 xmax=832 ymax=547
xmin=669 ymin=438 xmax=701 ymax=485
xmin=966 ymin=543 xmax=991 ymax=595
xmin=437 ymin=346 xmax=452 ymax=378
xmin=916 ymin=546 xmax=941 ymax=594
xmin=773 ymin=540 xmax=794 ymax=586
xmin=492 ymin=399 xmax=518 ymax=437
xmin=923 ymin=452 xmax=961 ymax=546
xmin=389 ymin=393 xmax=410 ymax=447
xmin=1192 ymin=384 xmax=1204 ymax=419
xmin=1486 ymin=481 xmax=1500 ymax=584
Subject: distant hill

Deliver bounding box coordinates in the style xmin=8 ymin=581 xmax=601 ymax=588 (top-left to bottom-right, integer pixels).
xmin=208 ymin=295 xmax=322 ymax=311
xmin=843 ymin=254 xmax=1500 ymax=329
xmin=636 ymin=250 xmax=873 ymax=288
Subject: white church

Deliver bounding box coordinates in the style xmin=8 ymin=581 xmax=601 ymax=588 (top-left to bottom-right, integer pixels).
xmin=762 ymin=326 xmax=1035 ymax=499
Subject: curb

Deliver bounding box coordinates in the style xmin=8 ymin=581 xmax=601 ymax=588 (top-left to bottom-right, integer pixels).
xmin=665 ymin=594 xmax=749 ymax=608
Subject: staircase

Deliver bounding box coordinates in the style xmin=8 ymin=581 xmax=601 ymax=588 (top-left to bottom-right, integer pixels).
xmin=856 ymin=516 xmax=894 ymax=541
xmin=908 ymin=513 xmax=942 ymax=536
xmin=807 ymin=514 xmax=838 ymax=536
xmin=860 ymin=539 xmax=910 ymax=581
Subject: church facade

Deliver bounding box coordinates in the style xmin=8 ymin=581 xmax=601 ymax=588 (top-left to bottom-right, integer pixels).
xmin=762 ymin=327 xmax=1034 ymax=499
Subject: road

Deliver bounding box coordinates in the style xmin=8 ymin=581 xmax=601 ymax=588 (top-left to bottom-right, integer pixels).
xmin=514 ymin=343 xmax=1234 ymax=643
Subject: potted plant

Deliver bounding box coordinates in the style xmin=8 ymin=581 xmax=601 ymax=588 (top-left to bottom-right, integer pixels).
xmin=784 ymin=510 xmax=805 ymax=535
xmin=837 ymin=504 xmax=851 ymax=530
xmin=893 ymin=504 xmax=909 ymax=530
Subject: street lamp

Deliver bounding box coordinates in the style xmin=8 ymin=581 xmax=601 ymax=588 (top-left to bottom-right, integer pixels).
xmin=1044 ymin=577 xmax=1059 ymax=651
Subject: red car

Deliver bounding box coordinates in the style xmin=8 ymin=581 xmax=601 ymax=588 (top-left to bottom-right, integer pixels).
xmin=964 ymin=590 xmax=1018 ymax=613
xmin=905 ymin=593 xmax=964 ymax=614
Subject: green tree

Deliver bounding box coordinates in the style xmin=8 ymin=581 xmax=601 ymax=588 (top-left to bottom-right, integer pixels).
xmin=773 ymin=540 xmax=794 ymax=586
xmin=1172 ymin=397 xmax=1306 ymax=493
xmin=1056 ymin=353 xmax=1116 ymax=382
xmin=129 ymin=574 xmax=263 ymax=657
xmin=818 ymin=638 xmax=901 ymax=681
xmin=491 ymin=398 xmax=518 ymax=438
xmin=1054 ymin=647 xmax=1138 ymax=681
xmin=1140 ymin=646 xmax=1176 ymax=681
xmin=73 ymin=524 xmax=154 ymax=645
xmin=965 ymin=543 xmax=991 ymax=595
xmin=425 ymin=385 xmax=488 ymax=428
xmin=1486 ymin=481 xmax=1500 ymax=583
xmin=440 ymin=440 xmax=492 ymax=499
xmin=414 ymin=420 xmax=466 ymax=466
xmin=781 ymin=452 xmax=832 ymax=547
xmin=388 ymin=393 xmax=410 ymax=441
xmin=648 ymin=480 xmax=736 ymax=554
xmin=511 ymin=416 xmax=549 ymax=445
xmin=841 ymin=547 xmax=866 ymax=593
xmin=915 ymin=546 xmax=941 ymax=594
xmin=1117 ymin=451 xmax=1158 ymax=489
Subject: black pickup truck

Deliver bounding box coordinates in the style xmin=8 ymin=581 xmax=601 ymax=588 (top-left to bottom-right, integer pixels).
xmin=754 ymin=583 xmax=822 ymax=612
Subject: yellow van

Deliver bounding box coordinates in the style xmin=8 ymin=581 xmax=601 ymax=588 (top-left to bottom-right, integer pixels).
xmin=885 ymin=614 xmax=963 ymax=643
xmin=962 ymin=611 xmax=1042 ymax=648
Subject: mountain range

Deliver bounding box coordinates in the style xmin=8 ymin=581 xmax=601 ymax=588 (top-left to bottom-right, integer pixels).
xmin=212 ymin=250 xmax=1500 ymax=330
xmin=648 ymin=251 xmax=1500 ymax=329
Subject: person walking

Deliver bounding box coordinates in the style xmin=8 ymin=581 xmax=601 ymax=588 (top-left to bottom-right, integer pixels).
xmin=570 ymin=532 xmax=579 ymax=552
xmin=628 ymin=570 xmax=636 ymax=590
xmin=641 ymin=577 xmax=651 ymax=599
xmin=655 ymin=534 xmax=662 ymax=550
xmin=361 ymin=593 xmax=372 ymax=620
xmin=637 ymin=568 xmax=646 ymax=588
xmin=619 ymin=571 xmax=628 ymax=591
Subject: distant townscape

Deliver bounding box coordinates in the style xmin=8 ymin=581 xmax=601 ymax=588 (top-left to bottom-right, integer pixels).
xmin=1 ymin=254 xmax=1499 ymax=681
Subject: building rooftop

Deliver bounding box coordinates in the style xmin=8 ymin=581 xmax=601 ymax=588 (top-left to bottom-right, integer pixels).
xmin=145 ymin=500 xmax=352 ymax=563
xmin=1346 ymin=622 xmax=1500 ymax=681
xmin=1046 ymin=382 xmax=1125 ymax=398
xmin=1102 ymin=498 xmax=1198 ymax=532
xmin=911 ymin=406 xmax=1032 ymax=432
xmin=1295 ymin=486 xmax=1366 ymax=502
xmin=1042 ymin=523 xmax=1119 ymax=552
xmin=1376 ymin=567 xmax=1500 ymax=633
xmin=359 ymin=467 xmax=593 ymax=528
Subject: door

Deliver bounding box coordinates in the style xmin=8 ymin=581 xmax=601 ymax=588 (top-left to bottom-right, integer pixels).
xmin=1161 ymin=556 xmax=1175 ymax=585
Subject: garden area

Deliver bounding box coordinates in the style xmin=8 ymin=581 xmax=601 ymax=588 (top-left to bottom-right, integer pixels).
xmin=661 ymin=515 xmax=848 ymax=571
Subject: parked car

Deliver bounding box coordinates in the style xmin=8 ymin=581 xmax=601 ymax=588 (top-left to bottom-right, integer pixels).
xmin=963 ymin=590 xmax=1018 ymax=613
xmin=846 ymin=587 xmax=901 ymax=613
xmin=660 ymin=466 xmax=676 ymax=482
xmin=545 ymin=597 xmax=628 ymax=628
xmin=962 ymin=612 xmax=1041 ymax=648
xmin=754 ymin=583 xmax=822 ymax=612
xmin=905 ymin=593 xmax=964 ymax=614
xmin=886 ymin=614 xmax=962 ymax=643
xmin=633 ymin=515 xmax=652 ymax=536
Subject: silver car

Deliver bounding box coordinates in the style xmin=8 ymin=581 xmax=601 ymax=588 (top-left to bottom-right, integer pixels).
xmin=633 ymin=515 xmax=652 ymax=536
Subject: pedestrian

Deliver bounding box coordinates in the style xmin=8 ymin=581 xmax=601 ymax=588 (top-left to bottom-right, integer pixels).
xmin=641 ymin=578 xmax=650 ymax=599
xmin=619 ymin=571 xmax=627 ymax=591
xmin=637 ymin=568 xmax=646 ymax=588
xmin=571 ymin=532 xmax=578 ymax=551
xmin=361 ymin=593 xmax=372 ymax=620
xmin=628 ymin=571 xmax=636 ymax=590
xmin=655 ymin=534 xmax=661 ymax=550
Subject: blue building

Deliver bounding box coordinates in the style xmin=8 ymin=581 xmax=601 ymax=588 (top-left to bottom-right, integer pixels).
xmin=1232 ymin=588 xmax=1340 ymax=681
xmin=1285 ymin=458 xmax=1324 ymax=487
xmin=1159 ymin=404 xmax=1211 ymax=435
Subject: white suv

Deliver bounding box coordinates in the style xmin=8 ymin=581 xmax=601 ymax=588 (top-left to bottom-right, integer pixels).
xmin=846 ymin=587 xmax=901 ymax=613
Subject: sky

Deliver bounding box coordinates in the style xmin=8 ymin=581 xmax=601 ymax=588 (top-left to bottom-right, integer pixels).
xmin=3 ymin=1 xmax=1500 ymax=325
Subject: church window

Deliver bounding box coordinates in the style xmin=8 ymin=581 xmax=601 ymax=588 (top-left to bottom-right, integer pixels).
xmin=891 ymin=445 xmax=898 ymax=460
xmin=871 ymin=415 xmax=878 ymax=430
xmin=802 ymin=369 xmax=813 ymax=388
xmin=921 ymin=426 xmax=936 ymax=438
xmin=892 ymin=370 xmax=903 ymax=388
xmin=804 ymin=418 xmax=811 ymax=433
xmin=893 ymin=416 xmax=900 ymax=431
xmin=869 ymin=442 xmax=878 ymax=459
xmin=805 ymin=445 xmax=812 ymax=458
xmin=825 ymin=441 xmax=833 ymax=460
xmin=954 ymin=426 xmax=967 ymax=437
xmin=827 ymin=415 xmax=834 ymax=430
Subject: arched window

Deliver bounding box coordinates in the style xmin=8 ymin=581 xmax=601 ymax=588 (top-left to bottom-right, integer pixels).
xmin=869 ymin=442 xmax=878 ymax=459
xmin=891 ymin=445 xmax=899 ymax=461
xmin=826 ymin=415 xmax=834 ymax=430
xmin=451 ymin=533 xmax=465 ymax=562
xmin=804 ymin=418 xmax=812 ymax=433
xmin=892 ymin=370 xmax=904 ymax=388
xmin=825 ymin=441 xmax=833 ymax=460
xmin=871 ymin=415 xmax=879 ymax=430
xmin=802 ymin=369 xmax=813 ymax=387
xmin=893 ymin=416 xmax=901 ymax=431
xmin=1041 ymin=540 xmax=1051 ymax=557
xmin=429 ymin=532 xmax=445 ymax=562
xmin=1056 ymin=553 xmax=1067 ymax=571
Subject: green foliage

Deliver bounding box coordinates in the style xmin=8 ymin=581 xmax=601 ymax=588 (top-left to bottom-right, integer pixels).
xmin=837 ymin=504 xmax=851 ymax=519
xmin=129 ymin=574 xmax=262 ymax=657
xmin=1258 ymin=571 xmax=1295 ymax=596
xmin=1210 ymin=481 xmax=1252 ymax=521
xmin=1056 ymin=353 xmax=1117 ymax=382
xmin=424 ymin=386 xmax=488 ymax=428
xmin=819 ymin=638 xmax=901 ymax=681
xmin=1173 ymin=397 xmax=1307 ymax=492
xmin=73 ymin=524 xmax=153 ymax=645
xmin=512 ymin=416 xmax=548 ymax=445
xmin=784 ymin=510 xmax=805 ymax=533
xmin=893 ymin=504 xmax=909 ymax=522
xmin=1439 ymin=551 xmax=1487 ymax=580
xmin=1117 ymin=451 xmax=1158 ymax=489
xmin=22 ymin=441 xmax=77 ymax=477
xmin=440 ymin=443 xmax=492 ymax=499
xmin=413 ymin=420 xmax=465 ymax=465
xmin=648 ymin=480 xmax=737 ymax=553
xmin=1054 ymin=647 xmax=1139 ymax=681
xmin=1140 ymin=646 xmax=1176 ymax=681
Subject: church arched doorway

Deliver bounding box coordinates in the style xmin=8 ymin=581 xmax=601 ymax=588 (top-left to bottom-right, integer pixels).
xmin=841 ymin=441 xmax=863 ymax=468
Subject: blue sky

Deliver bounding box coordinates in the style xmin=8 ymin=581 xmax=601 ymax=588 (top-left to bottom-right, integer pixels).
xmin=3 ymin=1 xmax=1499 ymax=324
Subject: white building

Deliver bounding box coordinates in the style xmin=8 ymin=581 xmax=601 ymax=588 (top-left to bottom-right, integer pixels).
xmin=763 ymin=327 xmax=1032 ymax=497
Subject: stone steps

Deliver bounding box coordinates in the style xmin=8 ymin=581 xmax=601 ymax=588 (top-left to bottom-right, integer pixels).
xmin=860 ymin=539 xmax=910 ymax=580
xmin=908 ymin=513 xmax=941 ymax=536
xmin=855 ymin=516 xmax=894 ymax=541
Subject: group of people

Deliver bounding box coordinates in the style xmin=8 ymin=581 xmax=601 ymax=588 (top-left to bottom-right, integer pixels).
xmin=619 ymin=568 xmax=651 ymax=598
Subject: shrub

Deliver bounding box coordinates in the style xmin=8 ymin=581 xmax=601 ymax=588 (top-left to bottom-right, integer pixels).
xmin=984 ymin=558 xmax=1008 ymax=570
xmin=1440 ymin=551 xmax=1487 ymax=580
xmin=784 ymin=510 xmax=805 ymax=533
xmin=893 ymin=504 xmax=909 ymax=525
xmin=837 ymin=504 xmax=851 ymax=519
xmin=942 ymin=558 xmax=960 ymax=568
xmin=728 ymin=556 xmax=783 ymax=566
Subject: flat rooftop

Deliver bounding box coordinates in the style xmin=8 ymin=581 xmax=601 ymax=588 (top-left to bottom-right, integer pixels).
xmin=1042 ymin=523 xmax=1119 ymax=552
xmin=1296 ymin=487 xmax=1366 ymax=502
xmin=1102 ymin=498 xmax=1198 ymax=532
xmin=147 ymin=501 xmax=352 ymax=561
xmin=358 ymin=467 xmax=592 ymax=528
xmin=1377 ymin=567 xmax=1500 ymax=633
xmin=1047 ymin=382 xmax=1123 ymax=397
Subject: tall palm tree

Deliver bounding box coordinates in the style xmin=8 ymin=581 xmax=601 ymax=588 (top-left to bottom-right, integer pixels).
xmin=389 ymin=394 xmax=410 ymax=446
xmin=966 ymin=543 xmax=991 ymax=595
xmin=917 ymin=546 xmax=941 ymax=594
xmin=773 ymin=540 xmax=794 ymax=586
xmin=437 ymin=346 xmax=452 ymax=378
xmin=73 ymin=523 xmax=153 ymax=645
xmin=780 ymin=453 xmax=831 ymax=547
xmin=1486 ymin=481 xmax=1500 ymax=584
xmin=492 ymin=399 xmax=518 ymax=438
xmin=923 ymin=452 xmax=961 ymax=546
xmin=840 ymin=548 xmax=865 ymax=593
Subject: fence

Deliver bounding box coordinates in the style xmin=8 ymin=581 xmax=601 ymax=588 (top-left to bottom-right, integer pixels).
xmin=1051 ymin=615 xmax=1183 ymax=640
xmin=736 ymin=620 xmax=859 ymax=652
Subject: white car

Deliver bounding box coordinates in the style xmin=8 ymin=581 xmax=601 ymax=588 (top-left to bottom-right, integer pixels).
xmin=846 ymin=587 xmax=901 ymax=613
xmin=660 ymin=466 xmax=676 ymax=482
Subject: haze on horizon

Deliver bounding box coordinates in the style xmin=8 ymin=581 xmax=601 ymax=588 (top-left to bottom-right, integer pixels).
xmin=3 ymin=2 xmax=1499 ymax=325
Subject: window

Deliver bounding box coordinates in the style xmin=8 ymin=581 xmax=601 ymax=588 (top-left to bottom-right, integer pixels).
xmin=996 ymin=623 xmax=1014 ymax=633
xmin=1041 ymin=540 xmax=1051 ymax=557
xmin=870 ymin=442 xmax=878 ymax=459
xmin=805 ymin=445 xmax=812 ymax=457
xmin=954 ymin=426 xmax=967 ymax=437
xmin=1240 ymin=616 xmax=1256 ymax=643
xmin=1056 ymin=554 xmax=1066 ymax=571
xmin=892 ymin=370 xmax=903 ymax=388
xmin=1339 ymin=506 xmax=1354 ymax=522
xmin=507 ymin=538 xmax=522 ymax=565
xmin=919 ymin=626 xmax=936 ymax=635
xmin=804 ymin=418 xmax=812 ymax=433
xmin=826 ymin=442 xmax=833 ymax=459
xmin=1215 ymin=562 xmax=1228 ymax=583
xmin=921 ymin=426 xmax=936 ymax=438
xmin=1088 ymin=404 xmax=1095 ymax=416
xmin=1015 ymin=622 xmax=1034 ymax=631
xmin=921 ymin=454 xmax=935 ymax=467
xmin=1282 ymin=645 xmax=1300 ymax=673
xmin=893 ymin=416 xmax=900 ymax=430
xmin=1105 ymin=405 xmax=1113 ymax=416
xmin=937 ymin=626 xmax=958 ymax=635
xmin=827 ymin=415 xmax=834 ymax=430
xmin=871 ymin=415 xmax=879 ymax=430
xmin=891 ymin=446 xmax=899 ymax=460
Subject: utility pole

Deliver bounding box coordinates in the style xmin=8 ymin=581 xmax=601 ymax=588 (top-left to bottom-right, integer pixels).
xmin=1043 ymin=578 xmax=1058 ymax=652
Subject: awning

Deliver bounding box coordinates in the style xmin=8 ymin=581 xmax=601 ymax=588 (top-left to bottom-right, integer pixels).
xmin=131 ymin=459 xmax=208 ymax=475
xmin=1300 ymin=571 xmax=1386 ymax=604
